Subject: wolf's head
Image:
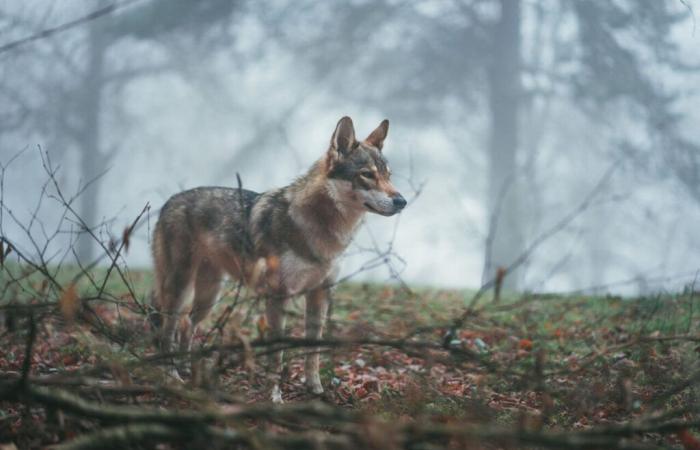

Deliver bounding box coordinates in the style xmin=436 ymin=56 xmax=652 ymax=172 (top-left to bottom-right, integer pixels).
xmin=324 ymin=117 xmax=406 ymax=216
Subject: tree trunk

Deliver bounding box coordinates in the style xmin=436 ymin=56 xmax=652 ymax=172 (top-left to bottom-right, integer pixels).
xmin=75 ymin=19 xmax=106 ymax=264
xmin=482 ymin=0 xmax=524 ymax=289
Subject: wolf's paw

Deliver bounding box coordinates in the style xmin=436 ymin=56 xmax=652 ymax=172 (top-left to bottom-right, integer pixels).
xmin=167 ymin=367 xmax=185 ymax=383
xmin=271 ymin=384 xmax=284 ymax=404
xmin=305 ymin=377 xmax=324 ymax=395
xmin=308 ymin=384 xmax=324 ymax=395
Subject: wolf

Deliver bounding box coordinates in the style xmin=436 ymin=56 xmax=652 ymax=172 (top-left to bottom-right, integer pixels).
xmin=150 ymin=116 xmax=406 ymax=401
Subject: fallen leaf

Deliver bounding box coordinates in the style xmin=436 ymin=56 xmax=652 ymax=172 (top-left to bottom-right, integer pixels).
xmin=257 ymin=315 xmax=269 ymax=337
xmin=122 ymin=226 xmax=131 ymax=253
xmin=519 ymin=338 xmax=533 ymax=351
xmin=59 ymin=283 xmax=79 ymax=322
xmin=678 ymin=429 xmax=700 ymax=450
xmin=266 ymin=255 xmax=280 ymax=272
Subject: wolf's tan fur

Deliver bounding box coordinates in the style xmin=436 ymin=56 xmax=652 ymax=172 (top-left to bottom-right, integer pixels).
xmin=151 ymin=117 xmax=405 ymax=401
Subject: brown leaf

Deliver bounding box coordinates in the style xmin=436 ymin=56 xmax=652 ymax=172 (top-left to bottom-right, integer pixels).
xmin=355 ymin=386 xmax=368 ymax=398
xmin=59 ymin=283 xmax=80 ymax=322
xmin=678 ymin=429 xmax=700 ymax=450
xmin=266 ymin=255 xmax=280 ymax=272
xmin=62 ymin=354 xmax=79 ymax=366
xmin=257 ymin=315 xmax=269 ymax=338
xmin=122 ymin=226 xmax=131 ymax=253
xmin=519 ymin=338 xmax=533 ymax=351
xmin=495 ymin=266 xmax=507 ymax=284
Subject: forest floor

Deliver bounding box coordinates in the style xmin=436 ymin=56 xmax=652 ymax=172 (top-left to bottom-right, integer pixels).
xmin=1 ymin=267 xmax=699 ymax=449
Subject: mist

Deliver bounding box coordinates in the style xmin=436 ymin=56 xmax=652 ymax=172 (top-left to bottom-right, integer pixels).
xmin=2 ymin=0 xmax=700 ymax=295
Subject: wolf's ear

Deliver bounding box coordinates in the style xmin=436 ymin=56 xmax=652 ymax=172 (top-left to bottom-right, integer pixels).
xmin=330 ymin=116 xmax=356 ymax=155
xmin=365 ymin=119 xmax=389 ymax=151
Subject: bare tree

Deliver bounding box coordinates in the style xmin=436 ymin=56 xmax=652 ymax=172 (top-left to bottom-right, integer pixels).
xmin=0 ymin=1 xmax=243 ymax=262
xmin=482 ymin=0 xmax=524 ymax=288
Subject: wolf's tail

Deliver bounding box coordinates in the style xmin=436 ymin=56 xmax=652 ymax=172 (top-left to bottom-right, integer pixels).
xmin=149 ymin=216 xmax=165 ymax=337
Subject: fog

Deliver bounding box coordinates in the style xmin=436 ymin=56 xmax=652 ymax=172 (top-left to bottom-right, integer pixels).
xmin=2 ymin=0 xmax=700 ymax=295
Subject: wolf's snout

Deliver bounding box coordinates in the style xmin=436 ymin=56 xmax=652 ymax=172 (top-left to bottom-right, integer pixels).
xmin=392 ymin=194 xmax=407 ymax=211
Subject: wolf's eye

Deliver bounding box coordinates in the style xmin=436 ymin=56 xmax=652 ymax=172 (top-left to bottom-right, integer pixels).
xmin=360 ymin=170 xmax=376 ymax=180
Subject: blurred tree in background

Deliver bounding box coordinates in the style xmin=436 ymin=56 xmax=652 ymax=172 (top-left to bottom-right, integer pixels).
xmin=260 ymin=0 xmax=698 ymax=288
xmin=0 ymin=0 xmax=697 ymax=290
xmin=0 ymin=0 xmax=240 ymax=262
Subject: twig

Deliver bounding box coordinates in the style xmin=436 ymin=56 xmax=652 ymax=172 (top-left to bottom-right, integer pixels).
xmin=20 ymin=311 xmax=37 ymax=390
xmin=0 ymin=0 xmax=148 ymax=55
xmin=466 ymin=161 xmax=619 ymax=314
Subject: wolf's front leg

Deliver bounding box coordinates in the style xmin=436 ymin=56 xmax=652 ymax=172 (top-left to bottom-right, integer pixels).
xmin=304 ymin=287 xmax=328 ymax=395
xmin=265 ymin=296 xmax=287 ymax=403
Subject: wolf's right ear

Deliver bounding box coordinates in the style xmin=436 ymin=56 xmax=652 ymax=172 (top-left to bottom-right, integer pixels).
xmin=330 ymin=116 xmax=356 ymax=156
xmin=365 ymin=119 xmax=389 ymax=151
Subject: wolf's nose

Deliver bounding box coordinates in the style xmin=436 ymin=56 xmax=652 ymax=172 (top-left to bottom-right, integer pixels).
xmin=392 ymin=194 xmax=407 ymax=210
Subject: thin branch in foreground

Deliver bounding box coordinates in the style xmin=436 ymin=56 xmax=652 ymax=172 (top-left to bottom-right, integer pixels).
xmin=4 ymin=382 xmax=685 ymax=450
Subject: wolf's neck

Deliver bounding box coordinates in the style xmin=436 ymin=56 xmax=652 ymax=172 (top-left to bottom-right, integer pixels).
xmin=287 ymin=164 xmax=364 ymax=260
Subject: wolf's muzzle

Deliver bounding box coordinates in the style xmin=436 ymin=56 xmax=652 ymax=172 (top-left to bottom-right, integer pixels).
xmin=392 ymin=193 xmax=407 ymax=211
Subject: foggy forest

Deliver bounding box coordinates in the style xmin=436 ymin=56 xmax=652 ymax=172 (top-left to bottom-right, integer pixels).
xmin=1 ymin=1 xmax=700 ymax=449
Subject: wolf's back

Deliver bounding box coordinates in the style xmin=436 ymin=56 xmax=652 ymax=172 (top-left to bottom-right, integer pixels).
xmin=150 ymin=186 xmax=260 ymax=318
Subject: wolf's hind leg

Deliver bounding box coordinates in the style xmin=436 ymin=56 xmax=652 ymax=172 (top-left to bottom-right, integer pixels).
xmin=184 ymin=261 xmax=223 ymax=351
xmin=304 ymin=287 xmax=328 ymax=395
xmin=265 ymin=296 xmax=288 ymax=403
xmin=160 ymin=265 xmax=195 ymax=363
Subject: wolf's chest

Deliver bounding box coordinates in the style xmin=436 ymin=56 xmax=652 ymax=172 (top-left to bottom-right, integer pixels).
xmin=276 ymin=251 xmax=334 ymax=295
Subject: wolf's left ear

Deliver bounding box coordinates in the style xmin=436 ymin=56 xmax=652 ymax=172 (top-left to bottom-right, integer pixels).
xmin=365 ymin=119 xmax=389 ymax=151
xmin=330 ymin=116 xmax=356 ymax=155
